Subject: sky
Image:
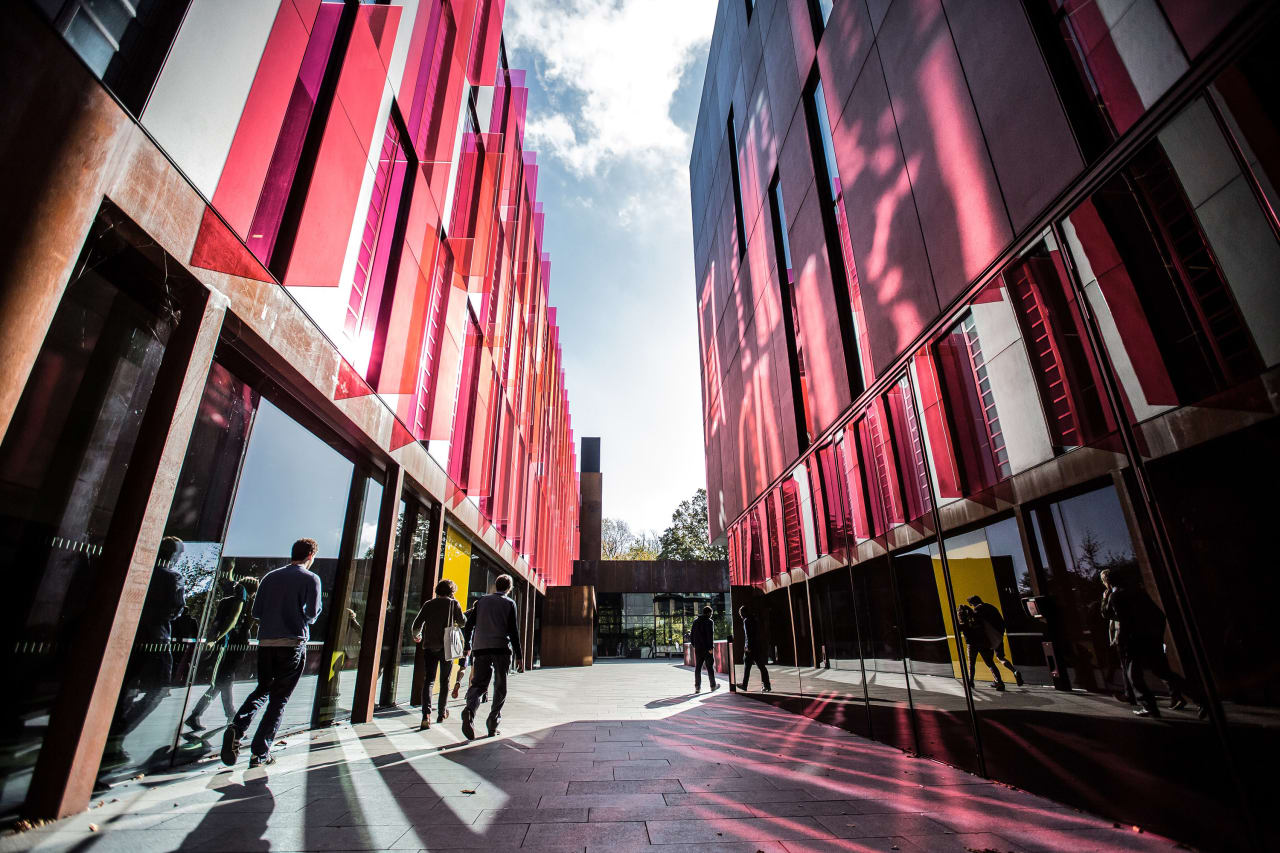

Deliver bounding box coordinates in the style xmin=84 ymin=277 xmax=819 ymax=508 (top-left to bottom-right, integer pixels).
xmin=504 ymin=0 xmax=720 ymax=534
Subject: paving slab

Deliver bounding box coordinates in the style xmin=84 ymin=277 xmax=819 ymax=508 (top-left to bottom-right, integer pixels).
xmin=1 ymin=661 xmax=1189 ymax=851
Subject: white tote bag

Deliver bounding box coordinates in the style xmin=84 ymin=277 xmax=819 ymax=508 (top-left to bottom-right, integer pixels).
xmin=442 ymin=606 xmax=466 ymax=659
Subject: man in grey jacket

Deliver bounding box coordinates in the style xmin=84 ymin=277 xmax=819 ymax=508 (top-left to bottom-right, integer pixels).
xmin=460 ymin=574 xmax=522 ymax=740
xmin=222 ymin=538 xmax=322 ymax=768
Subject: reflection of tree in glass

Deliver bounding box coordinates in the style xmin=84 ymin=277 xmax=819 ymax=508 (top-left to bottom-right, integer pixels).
xmin=1072 ymin=530 xmax=1136 ymax=580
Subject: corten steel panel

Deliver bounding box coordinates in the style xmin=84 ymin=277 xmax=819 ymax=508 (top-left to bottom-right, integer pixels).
xmin=762 ymin=4 xmax=804 ymax=151
xmin=786 ymin=187 xmax=854 ymax=431
xmin=1161 ymin=0 xmax=1251 ymax=58
xmin=877 ymin=0 xmax=1012 ymax=304
xmin=571 ymin=561 xmax=731 ymax=594
xmin=831 ymin=45 xmax=939 ymax=375
xmin=941 ymin=0 xmax=1083 ymax=232
xmin=815 ymin=0 xmax=876 ymax=133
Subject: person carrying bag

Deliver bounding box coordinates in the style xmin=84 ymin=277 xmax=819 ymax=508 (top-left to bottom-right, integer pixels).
xmin=411 ymin=579 xmax=465 ymax=730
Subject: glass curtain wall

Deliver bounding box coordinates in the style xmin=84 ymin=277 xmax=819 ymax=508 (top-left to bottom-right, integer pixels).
xmin=90 ymin=350 xmax=384 ymax=783
xmin=0 ymin=213 xmax=187 ymax=811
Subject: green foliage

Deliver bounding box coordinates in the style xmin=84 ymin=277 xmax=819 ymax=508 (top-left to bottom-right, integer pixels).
xmin=658 ymin=488 xmax=727 ymax=561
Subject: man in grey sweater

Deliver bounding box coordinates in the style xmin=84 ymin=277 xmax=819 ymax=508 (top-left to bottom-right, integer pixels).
xmin=222 ymin=538 xmax=322 ymax=768
xmin=460 ymin=574 xmax=522 ymax=740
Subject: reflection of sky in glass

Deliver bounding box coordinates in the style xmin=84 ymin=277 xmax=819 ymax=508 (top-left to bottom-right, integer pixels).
xmin=358 ymin=479 xmax=382 ymax=558
xmin=172 ymin=541 xmax=224 ymax=594
xmin=223 ymin=399 xmax=353 ymax=558
xmin=1053 ymin=486 xmax=1135 ymax=573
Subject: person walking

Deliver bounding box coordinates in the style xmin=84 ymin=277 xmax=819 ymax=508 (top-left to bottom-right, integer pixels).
xmin=186 ymin=576 xmax=259 ymax=731
xmin=958 ymin=604 xmax=1006 ymax=691
xmin=690 ymin=605 xmax=718 ymax=693
xmin=221 ymin=538 xmax=322 ymax=768
xmin=737 ymin=605 xmax=771 ymax=693
xmin=460 ymin=574 xmax=522 ymax=740
xmin=411 ymin=578 xmax=465 ymax=730
xmin=967 ymin=595 xmax=1023 ymax=687
xmin=1100 ymin=569 xmax=1198 ymax=718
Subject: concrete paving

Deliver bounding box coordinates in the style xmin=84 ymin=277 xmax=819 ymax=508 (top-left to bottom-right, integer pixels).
xmin=3 ymin=661 xmax=1189 ymax=852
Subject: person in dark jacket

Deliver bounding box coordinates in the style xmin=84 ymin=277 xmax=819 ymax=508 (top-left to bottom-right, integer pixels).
xmin=222 ymin=538 xmax=322 ymax=768
xmin=460 ymin=574 xmax=522 ymax=740
xmin=958 ymin=604 xmax=1006 ymax=691
xmin=186 ymin=576 xmax=259 ymax=731
xmin=737 ymin=605 xmax=771 ymax=692
xmin=965 ymin=595 xmax=1023 ymax=689
xmin=690 ymin=606 xmax=718 ymax=692
xmin=412 ymin=578 xmax=465 ymax=729
xmin=1100 ymin=569 xmax=1195 ymax=718
xmin=103 ymin=537 xmax=187 ymax=766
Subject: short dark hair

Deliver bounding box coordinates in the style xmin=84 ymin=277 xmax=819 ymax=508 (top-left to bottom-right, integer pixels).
xmin=494 ymin=574 xmax=513 ymax=593
xmin=435 ymin=578 xmax=457 ymax=597
xmin=292 ymin=538 xmax=319 ymax=561
xmin=702 ymin=606 xmax=713 ymax=616
xmin=966 ymin=594 xmax=982 ymax=606
xmin=236 ymin=576 xmax=260 ymax=594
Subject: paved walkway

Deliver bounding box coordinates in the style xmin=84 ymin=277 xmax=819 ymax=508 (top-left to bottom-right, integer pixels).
xmin=5 ymin=661 xmax=1188 ymax=852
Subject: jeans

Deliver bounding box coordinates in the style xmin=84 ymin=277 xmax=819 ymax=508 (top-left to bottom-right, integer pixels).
xmin=422 ymin=647 xmax=454 ymax=721
xmin=231 ymin=644 xmax=306 ymax=758
xmin=464 ymin=652 xmax=509 ymax=730
xmin=741 ymin=649 xmax=771 ymax=690
xmin=694 ymin=649 xmax=717 ymax=690
xmin=1124 ymin=639 xmax=1187 ymax=710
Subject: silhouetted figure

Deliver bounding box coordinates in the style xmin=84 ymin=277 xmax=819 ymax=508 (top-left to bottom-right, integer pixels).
xmin=186 ymin=576 xmax=259 ymax=732
xmin=102 ymin=537 xmax=187 ymax=766
xmin=411 ymin=578 xmax=465 ymax=730
xmin=690 ymin=605 xmax=718 ymax=693
xmin=737 ymin=606 xmax=771 ymax=693
xmin=222 ymin=538 xmax=322 ymax=768
xmin=1099 ymin=569 xmax=1197 ymax=718
xmin=965 ymin=595 xmax=1023 ymax=689
xmin=460 ymin=574 xmax=522 ymax=740
xmin=1101 ymin=579 xmax=1138 ymax=706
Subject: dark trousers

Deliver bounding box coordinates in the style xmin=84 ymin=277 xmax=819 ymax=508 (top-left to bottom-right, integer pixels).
xmin=694 ymin=649 xmax=717 ymax=690
xmin=741 ymin=649 xmax=771 ymax=690
xmin=231 ymin=644 xmax=306 ymax=758
xmin=422 ymin=647 xmax=454 ymax=721
xmin=464 ymin=652 xmax=509 ymax=730
xmin=1124 ymin=640 xmax=1187 ymax=710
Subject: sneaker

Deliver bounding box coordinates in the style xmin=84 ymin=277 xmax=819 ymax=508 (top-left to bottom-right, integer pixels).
xmin=1013 ymin=672 xmax=1024 ymax=687
xmin=220 ymin=727 xmax=241 ymax=767
xmin=711 ymin=682 xmax=719 ymax=691
xmin=1134 ymin=706 xmax=1161 ymax=718
xmin=419 ymin=719 xmax=431 ymax=731
xmin=993 ymin=682 xmax=1005 ymax=692
xmin=738 ymin=683 xmax=748 ymax=691
xmin=762 ymin=686 xmax=772 ymax=693
xmin=185 ymin=713 xmax=205 ymax=732
xmin=487 ymin=726 xmax=501 ymax=738
xmin=437 ymin=709 xmax=450 ymax=724
xmin=461 ymin=710 xmax=476 ymax=741
xmin=248 ymin=754 xmax=275 ymax=769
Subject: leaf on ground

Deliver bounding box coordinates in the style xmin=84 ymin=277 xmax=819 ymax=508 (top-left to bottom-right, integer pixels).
xmin=87 ymin=824 xmax=98 ymax=832
xmin=460 ymin=788 xmax=476 ymax=794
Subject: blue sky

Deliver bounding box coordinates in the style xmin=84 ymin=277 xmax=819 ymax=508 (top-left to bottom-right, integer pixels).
xmin=505 ymin=0 xmax=719 ymax=534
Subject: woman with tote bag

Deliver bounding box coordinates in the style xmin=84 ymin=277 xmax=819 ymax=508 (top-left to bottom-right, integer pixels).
xmin=411 ymin=579 xmax=466 ymax=730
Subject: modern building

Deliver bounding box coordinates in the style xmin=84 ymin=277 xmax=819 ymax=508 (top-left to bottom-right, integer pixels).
xmin=0 ymin=0 xmax=578 ymax=823
xmin=690 ymin=0 xmax=1278 ymax=849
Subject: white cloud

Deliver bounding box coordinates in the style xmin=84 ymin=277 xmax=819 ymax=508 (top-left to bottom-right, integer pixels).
xmin=505 ymin=0 xmax=716 ymax=178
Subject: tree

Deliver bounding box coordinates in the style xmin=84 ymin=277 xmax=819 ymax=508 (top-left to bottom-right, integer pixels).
xmin=658 ymin=488 xmax=727 ymax=561
xmin=601 ymin=518 xmax=635 ymax=560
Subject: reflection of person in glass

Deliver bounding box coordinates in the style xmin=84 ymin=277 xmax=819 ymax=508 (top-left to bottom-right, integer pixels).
xmin=737 ymin=605 xmax=772 ymax=693
xmin=411 ymin=578 xmax=465 ymax=730
xmin=185 ymin=576 xmax=259 ymax=732
xmin=958 ymin=598 xmax=1023 ymax=691
xmin=1099 ymin=569 xmax=1197 ymax=718
xmin=103 ymin=536 xmax=186 ymax=765
xmin=222 ymin=538 xmax=322 ymax=768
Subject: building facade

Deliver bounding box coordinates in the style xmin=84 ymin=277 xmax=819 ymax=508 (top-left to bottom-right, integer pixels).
xmin=0 ymin=0 xmax=578 ymax=822
xmin=691 ymin=0 xmax=1279 ymax=849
